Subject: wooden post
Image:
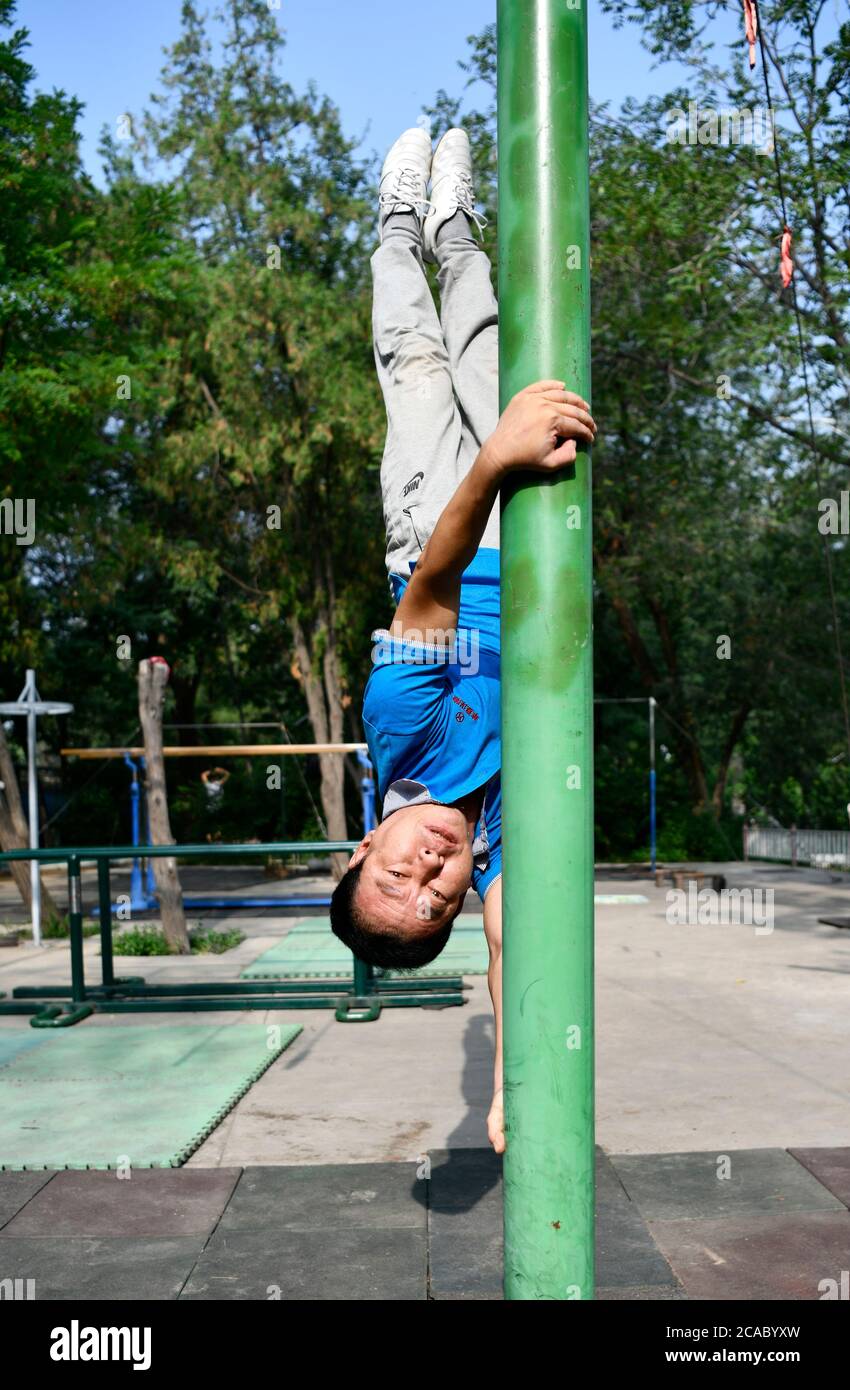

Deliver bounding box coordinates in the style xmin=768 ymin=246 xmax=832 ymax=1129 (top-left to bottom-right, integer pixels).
xmin=138 ymin=659 xmax=190 ymax=953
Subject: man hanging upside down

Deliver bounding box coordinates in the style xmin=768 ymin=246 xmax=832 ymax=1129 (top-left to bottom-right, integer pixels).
xmin=330 ymin=127 xmax=596 ymax=1150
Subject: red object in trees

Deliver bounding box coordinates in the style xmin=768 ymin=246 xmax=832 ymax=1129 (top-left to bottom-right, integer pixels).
xmin=780 ymin=225 xmax=794 ymax=288
xmin=743 ymin=0 xmax=758 ymax=70
xmin=148 ymin=656 xmax=171 ymax=681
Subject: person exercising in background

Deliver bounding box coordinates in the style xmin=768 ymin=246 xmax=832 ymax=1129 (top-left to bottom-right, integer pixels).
xmin=330 ymin=126 xmax=596 ymax=1149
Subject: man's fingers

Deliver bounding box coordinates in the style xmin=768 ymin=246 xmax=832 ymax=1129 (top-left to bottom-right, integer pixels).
xmin=525 ymin=379 xmax=567 ymax=395
xmin=487 ymin=1119 xmax=506 ymax=1154
xmin=554 ymin=412 xmax=595 ymax=442
xmin=556 ymin=404 xmax=596 ymax=433
xmin=547 ymin=438 xmax=578 ymax=468
xmin=538 ymin=386 xmax=592 ymax=413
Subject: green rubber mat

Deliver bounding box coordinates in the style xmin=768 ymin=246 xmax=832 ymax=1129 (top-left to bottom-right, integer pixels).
xmin=0 ymin=1031 xmax=51 ymax=1066
xmin=242 ymin=915 xmax=490 ymax=979
xmin=0 ymin=1023 xmax=300 ymax=1171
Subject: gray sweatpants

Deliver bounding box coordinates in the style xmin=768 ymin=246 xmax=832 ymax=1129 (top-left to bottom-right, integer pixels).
xmin=370 ymin=224 xmax=500 ymax=576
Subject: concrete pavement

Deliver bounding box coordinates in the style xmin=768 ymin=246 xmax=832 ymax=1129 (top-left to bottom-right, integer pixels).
xmin=1 ymin=861 xmax=849 ymax=1163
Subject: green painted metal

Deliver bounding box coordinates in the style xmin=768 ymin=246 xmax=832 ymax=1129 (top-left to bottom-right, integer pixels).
xmin=82 ymin=997 xmax=350 ymax=1013
xmin=12 ymin=976 xmax=465 ymax=998
xmin=30 ymin=1003 xmax=95 ymax=1028
xmin=0 ymin=841 xmax=357 ymax=863
xmin=74 ymin=992 xmax=462 ymax=1013
xmin=67 ymin=857 xmax=86 ymax=1006
xmin=96 ymin=857 xmax=115 ymax=987
xmin=335 ymin=996 xmax=382 ymax=1023
xmin=498 ymin=0 xmax=595 ymax=1299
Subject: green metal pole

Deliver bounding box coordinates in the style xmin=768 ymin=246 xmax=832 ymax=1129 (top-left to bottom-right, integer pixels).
xmin=67 ymin=856 xmax=87 ymax=1006
xmin=497 ymin=0 xmax=595 ymax=1300
xmin=97 ymin=858 xmax=115 ymax=988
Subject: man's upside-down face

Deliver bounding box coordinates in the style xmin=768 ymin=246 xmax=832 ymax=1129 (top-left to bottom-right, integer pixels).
xmin=348 ymin=802 xmax=472 ymax=939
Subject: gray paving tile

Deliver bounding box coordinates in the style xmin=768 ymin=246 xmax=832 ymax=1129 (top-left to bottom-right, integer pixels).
xmin=0 ymin=1167 xmax=241 ymax=1239
xmin=181 ymin=1226 xmax=427 ymax=1300
xmin=649 ymin=1210 xmax=850 ymax=1300
xmin=428 ymin=1148 xmax=502 ymax=1234
xmin=595 ymin=1148 xmax=678 ymax=1288
xmin=0 ymin=1171 xmax=54 ymax=1230
xmin=597 ymin=1284 xmax=686 ymax=1300
xmin=597 ymin=1199 xmax=678 ymax=1288
xmin=220 ymin=1163 xmax=425 ymax=1232
xmin=596 ymin=1148 xmax=631 ymax=1202
xmin=0 ymin=1236 xmax=203 ymax=1300
xmin=789 ymin=1147 xmax=850 ymax=1209
xmin=429 ymin=1229 xmax=504 ymax=1299
xmin=611 ymin=1148 xmax=844 ymax=1221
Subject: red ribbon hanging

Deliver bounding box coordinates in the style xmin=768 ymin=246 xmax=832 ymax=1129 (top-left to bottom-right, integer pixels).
xmin=743 ymin=0 xmax=758 ymax=70
xmin=780 ymin=225 xmax=793 ymax=288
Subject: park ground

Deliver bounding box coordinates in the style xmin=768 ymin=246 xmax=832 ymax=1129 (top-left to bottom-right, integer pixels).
xmin=1 ymin=860 xmax=849 ymax=1299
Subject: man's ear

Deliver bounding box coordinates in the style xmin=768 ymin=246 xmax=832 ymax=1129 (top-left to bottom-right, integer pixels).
xmin=349 ymin=831 xmax=375 ymax=868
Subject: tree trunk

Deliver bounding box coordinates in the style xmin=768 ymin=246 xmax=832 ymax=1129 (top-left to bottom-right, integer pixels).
xmin=605 ymin=589 xmax=661 ymax=689
xmin=138 ymin=659 xmax=190 ymax=953
xmin=290 ymin=616 xmax=349 ymax=880
xmin=711 ymin=704 xmax=751 ymax=816
xmin=643 ymin=593 xmax=710 ymax=811
xmin=0 ymin=797 xmax=45 ymax=923
xmin=0 ymin=721 xmax=30 ymax=840
xmin=0 ymin=722 xmax=62 ymax=926
xmin=600 ymin=576 xmax=710 ymax=810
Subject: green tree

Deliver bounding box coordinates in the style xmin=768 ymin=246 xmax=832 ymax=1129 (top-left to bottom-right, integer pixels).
xmin=107 ymin=0 xmax=388 ymax=854
xmin=0 ymin=1 xmax=198 ymax=886
xmin=427 ymin=16 xmax=850 ymax=845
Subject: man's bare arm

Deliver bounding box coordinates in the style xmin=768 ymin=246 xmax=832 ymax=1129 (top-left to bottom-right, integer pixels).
xmin=483 ymin=876 xmax=504 ymax=1154
xmin=394 ymin=448 xmax=500 ymax=638
xmin=393 ymin=383 xmax=595 ymax=639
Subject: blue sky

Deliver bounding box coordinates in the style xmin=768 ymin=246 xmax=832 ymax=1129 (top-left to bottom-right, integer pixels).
xmin=17 ymin=0 xmax=751 ymax=180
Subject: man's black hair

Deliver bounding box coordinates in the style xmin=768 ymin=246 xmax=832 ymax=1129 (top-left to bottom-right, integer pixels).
xmin=330 ymin=859 xmax=458 ymax=969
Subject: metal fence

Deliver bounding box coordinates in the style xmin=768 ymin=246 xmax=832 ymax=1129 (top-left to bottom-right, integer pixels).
xmin=745 ymin=825 xmax=850 ymax=868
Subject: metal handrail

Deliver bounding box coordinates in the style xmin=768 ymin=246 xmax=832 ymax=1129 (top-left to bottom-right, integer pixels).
xmin=0 ymin=841 xmax=358 ymax=864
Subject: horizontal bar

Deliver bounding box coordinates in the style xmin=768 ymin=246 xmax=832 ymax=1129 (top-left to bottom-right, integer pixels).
xmin=79 ymin=992 xmax=466 ymax=1013
xmin=364 ymin=992 xmax=466 ymax=1008
xmin=0 ymin=841 xmax=358 ymax=865
xmin=13 ymin=981 xmax=347 ymax=999
xmin=61 ymin=744 xmax=368 ymax=759
xmin=181 ymin=897 xmax=331 ymax=909
xmin=86 ymin=997 xmax=346 ymax=1012
xmin=594 ymin=697 xmax=651 ymax=704
xmin=13 ymin=976 xmax=467 ymax=1000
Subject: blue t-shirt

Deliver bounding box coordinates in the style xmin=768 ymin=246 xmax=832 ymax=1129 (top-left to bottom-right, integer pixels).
xmin=362 ymin=547 xmax=502 ymax=900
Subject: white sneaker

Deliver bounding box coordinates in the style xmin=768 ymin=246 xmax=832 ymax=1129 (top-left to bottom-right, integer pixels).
xmin=423 ymin=127 xmax=486 ymax=261
xmin=378 ymin=128 xmax=432 ymax=237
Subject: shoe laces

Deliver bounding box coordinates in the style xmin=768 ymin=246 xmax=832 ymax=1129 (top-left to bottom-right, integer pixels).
xmin=449 ymin=171 xmax=488 ymax=233
xmin=379 ymin=165 xmax=430 ymax=216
